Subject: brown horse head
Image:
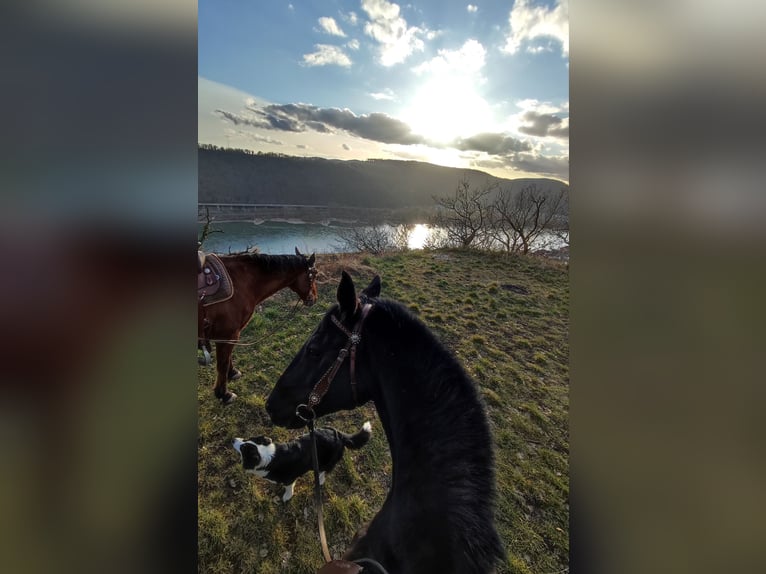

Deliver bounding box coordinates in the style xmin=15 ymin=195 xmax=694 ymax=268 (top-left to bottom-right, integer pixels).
xmin=292 ymin=247 xmax=318 ymax=306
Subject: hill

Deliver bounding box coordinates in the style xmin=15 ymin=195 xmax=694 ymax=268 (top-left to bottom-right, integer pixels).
xmin=198 ymin=146 xmax=567 ymax=210
xmin=198 ymin=249 xmax=569 ymax=574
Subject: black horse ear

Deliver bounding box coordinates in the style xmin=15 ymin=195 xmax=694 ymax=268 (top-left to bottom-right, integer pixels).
xmin=337 ymin=271 xmax=357 ymax=317
xmin=295 ymin=247 xmax=302 ymax=256
xmin=361 ymin=275 xmax=381 ymax=299
xmin=308 ymin=253 xmax=316 ymax=266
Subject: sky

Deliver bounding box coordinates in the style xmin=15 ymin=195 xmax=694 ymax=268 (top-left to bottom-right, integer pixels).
xmin=199 ymin=0 xmax=569 ymax=182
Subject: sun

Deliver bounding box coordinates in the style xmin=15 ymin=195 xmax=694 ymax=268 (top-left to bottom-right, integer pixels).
xmin=400 ymin=76 xmax=494 ymax=144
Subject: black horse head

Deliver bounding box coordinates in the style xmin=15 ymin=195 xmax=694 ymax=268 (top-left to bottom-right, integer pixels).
xmin=266 ymin=271 xmax=381 ymax=428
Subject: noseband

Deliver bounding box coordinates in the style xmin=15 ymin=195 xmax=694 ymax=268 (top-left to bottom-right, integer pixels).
xmin=297 ymin=301 xmax=372 ymax=421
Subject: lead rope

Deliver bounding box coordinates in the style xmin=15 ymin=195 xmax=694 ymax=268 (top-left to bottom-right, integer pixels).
xmin=303 ymin=408 xmax=390 ymax=574
xmin=300 ymin=407 xmax=332 ymax=564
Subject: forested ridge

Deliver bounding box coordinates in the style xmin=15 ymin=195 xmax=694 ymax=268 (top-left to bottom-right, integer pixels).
xmin=198 ymin=145 xmax=567 ymax=208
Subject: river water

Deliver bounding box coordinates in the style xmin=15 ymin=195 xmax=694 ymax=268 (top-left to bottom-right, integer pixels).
xmin=198 ymin=220 xmax=567 ymax=255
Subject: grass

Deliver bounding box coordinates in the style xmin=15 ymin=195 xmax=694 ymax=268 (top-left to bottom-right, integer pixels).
xmin=198 ymin=248 xmax=569 ymax=573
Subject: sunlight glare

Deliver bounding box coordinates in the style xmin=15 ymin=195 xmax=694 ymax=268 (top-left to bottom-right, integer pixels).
xmin=402 ymin=77 xmax=493 ymax=144
xmin=408 ymin=223 xmax=431 ymax=249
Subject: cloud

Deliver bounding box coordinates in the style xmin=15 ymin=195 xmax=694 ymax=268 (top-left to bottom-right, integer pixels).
xmin=302 ymin=44 xmax=352 ymax=67
xmin=450 ymin=128 xmax=567 ymax=179
xmin=467 ymin=4 xmax=478 ymax=13
xmin=343 ymin=11 xmax=359 ymax=26
xmin=472 ymin=151 xmax=569 ymax=180
xmin=214 ymin=109 xmax=266 ymax=129
xmin=447 ymin=129 xmax=568 ymax=179
xmin=236 ymin=130 xmax=284 ymax=146
xmin=361 ymin=0 xmax=428 ymax=66
xmin=518 ymin=110 xmax=569 ymax=138
xmin=507 ymin=152 xmax=569 ymax=180
xmin=511 ymin=99 xmax=569 ymax=139
xmin=369 ymin=89 xmax=396 ymax=101
xmin=241 ymin=102 xmax=427 ymax=146
xmin=454 ymin=132 xmax=532 ymax=154
xmin=516 ymin=98 xmax=561 ymax=114
xmin=502 ymin=0 xmax=569 ymax=57
xmin=214 ymin=97 xmax=567 ymax=179
xmin=318 ymin=16 xmax=346 ymax=37
xmin=412 ymin=39 xmax=486 ymax=77
xmin=347 ymin=39 xmax=360 ymax=50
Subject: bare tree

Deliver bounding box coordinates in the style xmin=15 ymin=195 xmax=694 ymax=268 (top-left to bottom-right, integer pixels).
xmin=489 ymin=184 xmax=567 ymax=254
xmin=431 ymin=178 xmax=496 ymax=249
xmin=550 ymin=189 xmax=569 ymax=248
xmin=198 ymin=207 xmax=222 ymax=247
xmin=335 ymin=222 xmax=394 ymax=255
xmin=390 ymin=223 xmax=414 ymax=251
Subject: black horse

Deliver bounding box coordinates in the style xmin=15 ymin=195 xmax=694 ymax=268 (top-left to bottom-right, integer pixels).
xmin=266 ymin=272 xmax=505 ymax=574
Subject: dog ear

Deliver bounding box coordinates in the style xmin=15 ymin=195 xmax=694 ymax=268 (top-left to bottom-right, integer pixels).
xmin=253 ymin=436 xmax=272 ymax=445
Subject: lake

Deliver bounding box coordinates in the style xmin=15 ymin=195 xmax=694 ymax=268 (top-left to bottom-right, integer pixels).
xmin=198 ymin=220 xmax=567 ymax=255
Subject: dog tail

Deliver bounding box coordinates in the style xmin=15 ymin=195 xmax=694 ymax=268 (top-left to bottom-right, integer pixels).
xmin=341 ymin=421 xmax=372 ymax=449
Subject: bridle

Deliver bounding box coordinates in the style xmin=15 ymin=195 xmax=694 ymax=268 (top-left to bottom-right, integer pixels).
xmin=296 ymin=300 xmax=373 ymax=420
xmin=294 ymin=299 xmax=389 ymax=574
xmin=301 ymin=263 xmax=319 ymax=305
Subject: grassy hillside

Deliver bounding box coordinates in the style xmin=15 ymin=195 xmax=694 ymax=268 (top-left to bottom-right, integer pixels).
xmin=198 ymin=249 xmax=569 ymax=574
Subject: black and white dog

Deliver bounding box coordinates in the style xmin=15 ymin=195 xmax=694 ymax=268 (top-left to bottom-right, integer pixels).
xmin=233 ymin=421 xmax=372 ymax=501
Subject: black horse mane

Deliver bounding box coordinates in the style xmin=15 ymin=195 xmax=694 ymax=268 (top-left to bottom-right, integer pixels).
xmin=352 ymin=296 xmax=506 ymax=571
xmin=367 ymin=297 xmax=482 ymax=406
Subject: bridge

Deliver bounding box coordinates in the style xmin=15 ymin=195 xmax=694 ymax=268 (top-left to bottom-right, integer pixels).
xmin=198 ymin=203 xmax=331 ymax=219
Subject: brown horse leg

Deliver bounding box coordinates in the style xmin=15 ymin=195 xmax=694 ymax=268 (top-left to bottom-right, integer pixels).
xmin=227 ymin=332 xmax=242 ymax=380
xmin=213 ymin=342 xmax=237 ymax=404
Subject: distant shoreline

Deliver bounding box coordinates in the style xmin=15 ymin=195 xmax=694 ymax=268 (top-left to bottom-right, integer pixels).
xmin=197 ymin=206 xmax=434 ymax=225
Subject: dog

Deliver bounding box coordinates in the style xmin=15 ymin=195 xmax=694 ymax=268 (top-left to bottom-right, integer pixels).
xmin=233 ymin=421 xmax=372 ymax=501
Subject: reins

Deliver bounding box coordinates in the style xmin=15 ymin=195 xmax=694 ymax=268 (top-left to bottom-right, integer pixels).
xmin=295 ymin=301 xmax=390 ymax=574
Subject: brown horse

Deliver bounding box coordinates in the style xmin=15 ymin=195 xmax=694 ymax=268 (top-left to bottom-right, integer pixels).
xmin=199 ymin=247 xmax=317 ymax=403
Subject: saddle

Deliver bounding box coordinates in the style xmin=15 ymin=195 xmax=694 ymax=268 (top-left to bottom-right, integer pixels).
xmin=197 ymin=252 xmax=233 ymax=307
